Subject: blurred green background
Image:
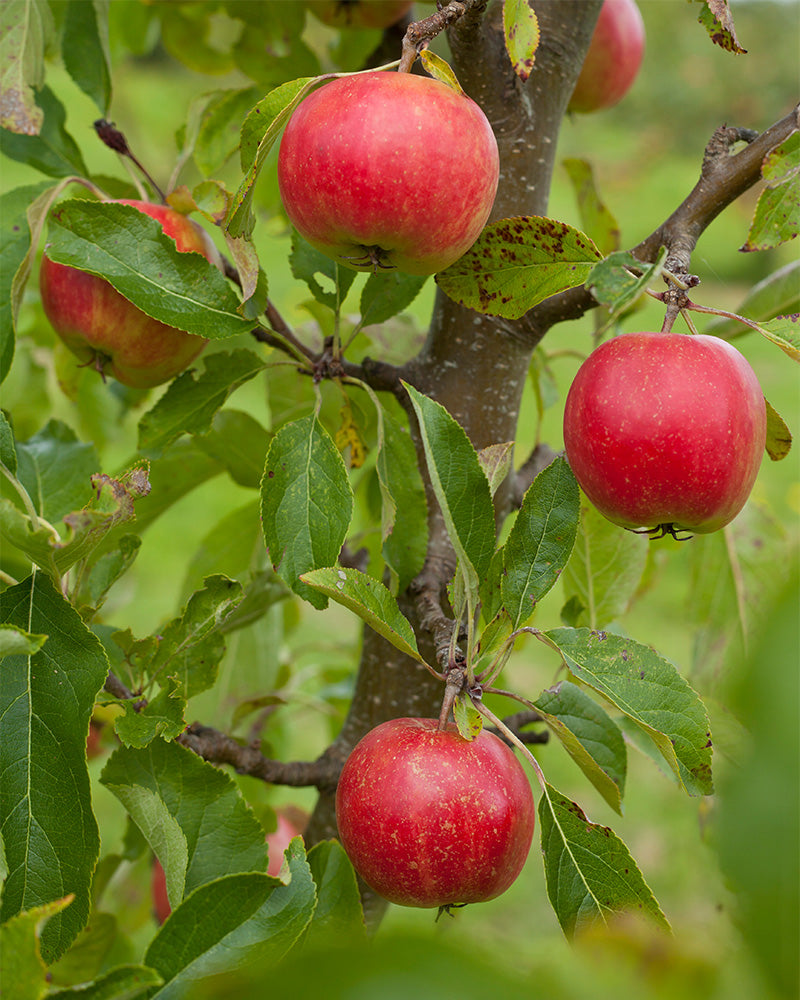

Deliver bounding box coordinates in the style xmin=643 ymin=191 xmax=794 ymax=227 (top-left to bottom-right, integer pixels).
xmin=3 ymin=1 xmax=798 ymax=997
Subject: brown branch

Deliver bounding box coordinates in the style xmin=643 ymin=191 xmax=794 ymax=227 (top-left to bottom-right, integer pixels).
xmin=398 ymin=0 xmax=486 ymax=73
xmin=525 ymin=103 xmax=800 ymax=339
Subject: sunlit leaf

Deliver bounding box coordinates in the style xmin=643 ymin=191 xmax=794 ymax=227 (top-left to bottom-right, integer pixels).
xmin=503 ymin=0 xmax=539 ymax=81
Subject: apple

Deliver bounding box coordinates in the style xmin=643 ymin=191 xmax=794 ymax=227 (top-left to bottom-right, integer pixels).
xmin=306 ymin=0 xmax=414 ymax=29
xmin=335 ymin=717 xmax=535 ymax=908
xmin=277 ymin=71 xmax=499 ymax=275
xmin=568 ymin=0 xmax=645 ymax=113
xmin=151 ymin=857 xmax=171 ymax=925
xmin=562 ymin=332 xmax=767 ymax=536
xmin=40 ymin=200 xmax=211 ymax=389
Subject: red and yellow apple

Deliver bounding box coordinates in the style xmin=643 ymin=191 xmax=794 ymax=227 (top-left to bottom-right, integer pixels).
xmin=277 ymin=71 xmax=499 ymax=275
xmin=335 ymin=718 xmax=535 ymax=908
xmin=568 ymin=0 xmax=645 ymax=113
xmin=562 ymin=332 xmax=767 ymax=536
xmin=40 ymin=200 xmax=211 ymax=389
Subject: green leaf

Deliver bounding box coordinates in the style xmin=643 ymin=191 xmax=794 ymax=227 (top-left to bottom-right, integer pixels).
xmin=586 ymin=247 xmax=667 ymax=318
xmin=765 ymin=398 xmax=792 ymax=461
xmin=477 ymin=441 xmax=514 ymax=497
xmin=61 ymin=0 xmax=111 ymax=115
xmin=260 ymin=414 xmax=354 ymax=608
xmin=403 ymin=383 xmax=495 ymax=591
xmin=194 ymin=86 xmax=261 ymax=176
xmin=0 ymin=574 xmax=109 ymax=962
xmin=305 ymin=840 xmax=365 ymax=947
xmin=289 ymin=230 xmax=357 ymax=311
xmin=193 ymin=408 xmax=271 ymax=488
xmin=544 ymin=627 xmax=713 ymax=796
xmin=561 ymin=500 xmax=649 ymax=629
xmin=137 ymin=350 xmax=267 ymax=459
xmin=301 ymin=566 xmax=427 ymax=666
xmin=503 ymin=0 xmax=539 ymax=82
xmin=0 ymin=85 xmax=88 ymax=176
xmin=754 ymin=313 xmax=800 ymax=361
xmin=359 ymin=270 xmax=428 ymax=328
xmin=0 ymin=623 xmax=47 ymax=658
xmin=562 ymin=158 xmax=620 ymax=257
xmin=436 ymin=216 xmax=601 ymax=320
xmin=144 ymin=844 xmax=316 ymax=999
xmin=44 ymin=200 xmax=251 ymax=339
xmin=418 ymin=50 xmax=464 ymax=93
xmin=742 ymin=132 xmax=800 ymax=251
xmin=375 ymin=407 xmax=427 ymax=592
xmin=0 ymin=409 xmax=16 ymax=472
xmin=114 ymin=675 xmax=186 ymax=748
xmin=0 ymin=896 xmax=75 ymax=1000
xmin=15 ymin=419 xmax=98 ymax=523
xmin=453 ymin=693 xmax=483 ymax=741
xmin=0 ymin=0 xmax=51 ymax=134
xmin=533 ymin=681 xmax=626 ymax=814
xmin=0 ymin=180 xmax=55 ymax=381
xmin=47 ymin=910 xmax=117 ymax=988
xmin=228 ymin=76 xmax=320 ymax=239
xmin=696 ymin=0 xmax=746 ymax=53
xmin=100 ymin=739 xmax=268 ymax=904
xmin=47 ymin=964 xmax=163 ymax=1000
xmin=703 ymin=260 xmax=800 ymax=340
xmin=73 ymin=534 xmax=141 ymax=619
xmin=502 ymin=456 xmax=579 ymax=629
xmin=539 ymin=782 xmax=670 ymax=938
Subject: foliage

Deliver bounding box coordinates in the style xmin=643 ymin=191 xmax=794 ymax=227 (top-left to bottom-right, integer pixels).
xmin=0 ymin=2 xmax=798 ymax=999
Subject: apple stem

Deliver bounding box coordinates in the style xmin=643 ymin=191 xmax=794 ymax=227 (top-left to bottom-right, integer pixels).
xmin=93 ymin=119 xmax=167 ymax=203
xmin=471 ymin=698 xmax=548 ymax=794
xmin=397 ymin=0 xmax=479 ymax=73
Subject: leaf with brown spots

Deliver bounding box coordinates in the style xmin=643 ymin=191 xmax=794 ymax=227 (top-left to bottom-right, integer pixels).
xmin=741 ymin=132 xmax=800 ymax=252
xmin=435 ymin=216 xmax=601 ymax=320
xmin=503 ymin=0 xmax=539 ymax=82
xmin=696 ymin=0 xmax=747 ymax=54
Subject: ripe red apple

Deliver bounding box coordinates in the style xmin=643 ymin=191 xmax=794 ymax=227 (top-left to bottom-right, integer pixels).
xmin=306 ymin=0 xmax=413 ymax=29
xmin=562 ymin=332 xmax=767 ymax=536
xmin=335 ymin=717 xmax=535 ymax=908
xmin=277 ymin=71 xmax=499 ymax=275
xmin=151 ymin=858 xmax=171 ymax=925
xmin=40 ymin=200 xmax=211 ymax=389
xmin=568 ymin=0 xmax=645 ymax=113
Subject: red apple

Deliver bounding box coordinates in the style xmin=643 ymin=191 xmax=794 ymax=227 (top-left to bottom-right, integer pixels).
xmin=277 ymin=71 xmax=499 ymax=275
xmin=562 ymin=332 xmax=767 ymax=536
xmin=267 ymin=805 xmax=308 ymax=877
xmin=335 ymin=717 xmax=535 ymax=908
xmin=151 ymin=858 xmax=171 ymax=925
xmin=306 ymin=0 xmax=413 ymax=29
xmin=40 ymin=200 xmax=211 ymax=389
xmin=568 ymin=0 xmax=645 ymax=113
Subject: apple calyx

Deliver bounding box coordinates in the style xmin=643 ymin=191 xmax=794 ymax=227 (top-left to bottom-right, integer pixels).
xmin=340 ymin=244 xmax=395 ymax=272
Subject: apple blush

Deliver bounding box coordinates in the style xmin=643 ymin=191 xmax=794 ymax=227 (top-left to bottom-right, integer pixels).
xmin=568 ymin=0 xmax=645 ymax=114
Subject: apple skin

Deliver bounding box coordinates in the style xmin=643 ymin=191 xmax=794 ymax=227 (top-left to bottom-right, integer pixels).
xmin=40 ymin=200 xmax=210 ymax=389
xmin=568 ymin=0 xmax=645 ymax=113
xmin=277 ymin=71 xmax=499 ymax=275
xmin=562 ymin=332 xmax=767 ymax=535
xmin=335 ymin=717 xmax=535 ymax=908
xmin=306 ymin=0 xmax=414 ymax=29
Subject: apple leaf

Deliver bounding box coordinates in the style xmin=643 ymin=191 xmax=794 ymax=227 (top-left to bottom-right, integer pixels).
xmin=539 ymin=782 xmax=670 ymax=938
xmin=114 ymin=675 xmax=186 ymax=749
xmin=47 ymin=965 xmax=164 ymax=1000
xmin=261 ymin=414 xmax=354 ymax=609
xmin=305 ymin=840 xmax=366 ymax=947
xmin=0 ymin=0 xmax=50 ymax=134
xmin=0 ymin=896 xmax=75 ymax=1000
xmin=290 ymin=230 xmax=357 ymax=311
xmin=453 ymin=693 xmax=483 ymax=742
xmin=359 ymin=270 xmax=428 ymax=328
xmin=0 ymin=180 xmax=55 ymax=381
xmin=0 ymin=574 xmax=109 ymax=963
xmin=562 ymin=158 xmax=620 ymax=258
xmin=752 ymin=313 xmax=800 ymax=361
xmin=144 ymin=844 xmax=316 ymax=998
xmin=403 ymin=383 xmax=495 ymax=591
xmin=0 ymin=85 xmax=89 ymax=176
xmin=544 ymin=627 xmax=713 ymax=796
xmin=137 ymin=349 xmax=267 ymax=459
xmin=477 ymin=442 xmax=515 ymax=497
xmin=228 ymin=76 xmax=321 ymax=239
xmin=300 ymin=566 xmax=428 ymax=668
xmin=742 ymin=132 xmax=800 ymax=251
xmin=15 ymin=419 xmax=98 ymax=523
xmin=533 ymin=682 xmax=626 ymax=814
xmin=100 ymin=740 xmax=268 ymax=904
xmin=61 ymin=0 xmax=112 ymax=115
xmin=561 ymin=501 xmax=649 ymax=629
xmin=193 ymin=86 xmax=261 ymax=177
xmin=696 ymin=0 xmax=746 ymax=53
xmin=374 ymin=406 xmax=427 ymax=593
xmin=503 ymin=0 xmax=539 ymax=82
xmin=0 ymin=623 xmax=47 ymax=659
xmin=702 ymin=260 xmax=800 ymax=340
xmin=418 ymin=50 xmax=464 ymax=94
xmin=586 ymin=247 xmax=668 ymax=318
xmin=765 ymin=399 xmax=792 ymax=461
xmin=436 ymin=216 xmax=601 ymax=320
xmin=193 ymin=409 xmax=271 ymax=489
xmin=44 ymin=200 xmax=252 ymax=339
xmin=0 ymin=408 xmax=16 ymax=470
xmin=502 ymin=456 xmax=580 ymax=629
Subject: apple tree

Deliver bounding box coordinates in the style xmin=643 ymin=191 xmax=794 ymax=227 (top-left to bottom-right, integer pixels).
xmin=1 ymin=1 xmax=798 ymax=997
